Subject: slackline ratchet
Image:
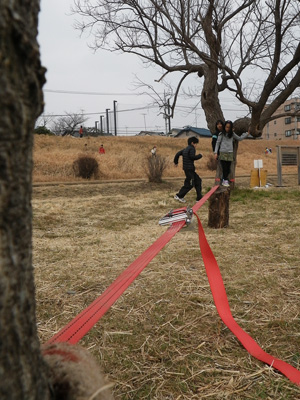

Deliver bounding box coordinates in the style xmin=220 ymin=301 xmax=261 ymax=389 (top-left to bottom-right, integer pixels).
xmin=47 ymin=186 xmax=219 ymax=344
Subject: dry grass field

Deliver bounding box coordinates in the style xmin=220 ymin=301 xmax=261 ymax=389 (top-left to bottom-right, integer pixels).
xmin=33 ymin=134 xmax=300 ymax=182
xmin=32 ymin=155 xmax=300 ymax=399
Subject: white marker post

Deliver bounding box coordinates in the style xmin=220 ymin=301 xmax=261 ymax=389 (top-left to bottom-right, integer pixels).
xmin=254 ymin=159 xmax=263 ymax=187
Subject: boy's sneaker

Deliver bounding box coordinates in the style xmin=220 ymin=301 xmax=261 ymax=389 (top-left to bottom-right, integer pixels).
xmin=222 ymin=180 xmax=230 ymax=187
xmin=174 ymin=195 xmax=186 ymax=203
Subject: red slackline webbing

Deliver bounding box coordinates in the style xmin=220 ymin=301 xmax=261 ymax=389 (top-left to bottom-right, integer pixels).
xmin=192 ymin=185 xmax=219 ymax=213
xmin=47 ymin=221 xmax=183 ymax=344
xmin=47 ymin=184 xmax=300 ymax=385
xmin=47 ymin=186 xmax=219 ymax=345
xmin=194 ymin=212 xmax=300 ymax=386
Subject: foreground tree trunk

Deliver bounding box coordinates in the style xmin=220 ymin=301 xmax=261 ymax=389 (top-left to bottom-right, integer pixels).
xmin=0 ymin=2 xmax=50 ymax=399
xmin=208 ymin=187 xmax=230 ymax=228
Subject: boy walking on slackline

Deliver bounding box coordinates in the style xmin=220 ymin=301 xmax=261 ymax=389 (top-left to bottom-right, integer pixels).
xmin=174 ymin=136 xmax=203 ymax=203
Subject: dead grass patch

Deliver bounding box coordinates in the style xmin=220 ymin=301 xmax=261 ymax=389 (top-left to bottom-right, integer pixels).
xmin=33 ymin=135 xmax=300 ymax=183
xmin=33 ymin=179 xmax=300 ymax=399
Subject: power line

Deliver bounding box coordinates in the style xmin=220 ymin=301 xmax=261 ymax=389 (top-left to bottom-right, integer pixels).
xmin=41 ymin=105 xmax=158 ymax=118
xmin=41 ymin=103 xmax=246 ymax=118
xmin=44 ymin=88 xmax=243 ymax=103
xmin=44 ymin=89 xmax=160 ymax=96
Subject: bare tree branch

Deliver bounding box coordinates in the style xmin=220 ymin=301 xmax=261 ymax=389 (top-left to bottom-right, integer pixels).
xmin=51 ymin=111 xmax=88 ymax=135
xmin=72 ymin=0 xmax=300 ymax=135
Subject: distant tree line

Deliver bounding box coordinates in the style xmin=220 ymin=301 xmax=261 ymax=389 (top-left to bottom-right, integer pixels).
xmin=34 ymin=111 xmax=108 ymax=136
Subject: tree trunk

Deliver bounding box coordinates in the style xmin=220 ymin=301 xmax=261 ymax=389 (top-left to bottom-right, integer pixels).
xmin=201 ymin=66 xmax=225 ymax=133
xmin=208 ymin=187 xmax=230 ymax=228
xmin=229 ymin=140 xmax=239 ymax=189
xmin=0 ymin=2 xmax=50 ymax=399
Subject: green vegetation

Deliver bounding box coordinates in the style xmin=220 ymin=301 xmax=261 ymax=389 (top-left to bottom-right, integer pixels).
xmin=34 ymin=126 xmax=54 ymax=135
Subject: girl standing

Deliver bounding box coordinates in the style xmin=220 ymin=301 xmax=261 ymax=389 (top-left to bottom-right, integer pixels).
xmin=212 ymin=119 xmax=224 ymax=152
xmin=214 ymin=120 xmax=249 ymax=187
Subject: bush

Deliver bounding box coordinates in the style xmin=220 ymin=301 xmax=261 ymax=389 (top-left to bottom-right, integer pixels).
xmin=72 ymin=155 xmax=99 ymax=179
xmin=144 ymin=154 xmax=168 ymax=183
xmin=34 ymin=126 xmax=54 ymax=135
xmin=206 ymin=154 xmax=218 ymax=171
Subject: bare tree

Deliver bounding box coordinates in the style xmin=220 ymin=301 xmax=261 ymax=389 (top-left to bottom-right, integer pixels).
xmin=73 ymin=0 xmax=300 ymax=136
xmin=0 ymin=1 xmax=50 ymax=399
xmin=52 ymin=111 xmax=88 ymax=135
xmin=35 ymin=113 xmax=54 ymax=129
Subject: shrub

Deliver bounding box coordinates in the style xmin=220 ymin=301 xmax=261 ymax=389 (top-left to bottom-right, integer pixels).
xmin=34 ymin=126 xmax=54 ymax=135
xmin=144 ymin=154 xmax=168 ymax=183
xmin=206 ymin=154 xmax=218 ymax=171
xmin=72 ymin=155 xmax=99 ymax=179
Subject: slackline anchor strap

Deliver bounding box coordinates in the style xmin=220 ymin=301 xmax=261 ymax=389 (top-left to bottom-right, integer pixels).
xmin=194 ymin=211 xmax=300 ymax=386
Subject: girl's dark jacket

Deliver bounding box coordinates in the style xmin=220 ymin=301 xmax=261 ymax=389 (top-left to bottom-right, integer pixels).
xmin=174 ymin=145 xmax=202 ymax=171
xmin=211 ymin=131 xmax=218 ymax=152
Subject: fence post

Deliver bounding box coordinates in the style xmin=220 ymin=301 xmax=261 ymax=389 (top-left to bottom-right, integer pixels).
xmin=298 ymin=147 xmax=300 ymax=185
xmin=277 ymin=146 xmax=282 ymax=186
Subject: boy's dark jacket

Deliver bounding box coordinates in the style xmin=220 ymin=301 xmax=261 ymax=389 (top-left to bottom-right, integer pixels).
xmin=174 ymin=145 xmax=202 ymax=171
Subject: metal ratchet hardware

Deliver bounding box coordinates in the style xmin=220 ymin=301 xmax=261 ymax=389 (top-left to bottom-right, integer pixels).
xmin=159 ymin=207 xmax=193 ymax=226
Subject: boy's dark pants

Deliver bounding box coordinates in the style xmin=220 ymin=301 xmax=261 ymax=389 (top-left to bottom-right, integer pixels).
xmin=176 ymin=170 xmax=202 ymax=200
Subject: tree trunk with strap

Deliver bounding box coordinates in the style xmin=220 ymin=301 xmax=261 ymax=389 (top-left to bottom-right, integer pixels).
xmin=208 ymin=186 xmax=230 ymax=228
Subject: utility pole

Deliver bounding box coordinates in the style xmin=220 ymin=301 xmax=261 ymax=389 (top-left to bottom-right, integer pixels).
xmin=113 ymin=100 xmax=117 ymax=136
xmin=168 ymin=98 xmax=171 ymax=133
xmin=163 ymin=92 xmax=172 ymax=135
xmin=95 ymin=121 xmax=98 ymax=135
xmin=100 ymin=115 xmax=104 ymax=134
xmin=142 ymin=113 xmax=147 ymax=131
xmin=164 ymin=113 xmax=168 ymax=135
xmin=106 ymin=108 xmax=110 ymax=135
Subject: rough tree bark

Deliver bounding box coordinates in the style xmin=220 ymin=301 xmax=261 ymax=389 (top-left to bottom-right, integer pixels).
xmin=200 ymin=64 xmax=225 ymax=133
xmin=0 ymin=2 xmax=50 ymax=399
xmin=208 ymin=187 xmax=230 ymax=229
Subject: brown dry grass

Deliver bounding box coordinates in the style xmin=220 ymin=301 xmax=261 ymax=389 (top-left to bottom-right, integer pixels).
xmin=33 ymin=178 xmax=300 ymax=399
xmin=33 ymin=135 xmax=300 ymax=183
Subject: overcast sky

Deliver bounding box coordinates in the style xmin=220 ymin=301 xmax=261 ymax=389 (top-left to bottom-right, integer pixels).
xmin=38 ymin=0 xmax=248 ymax=135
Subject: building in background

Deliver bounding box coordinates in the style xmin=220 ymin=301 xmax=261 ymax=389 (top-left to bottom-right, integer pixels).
xmin=262 ymin=97 xmax=300 ymax=140
xmin=137 ymin=130 xmax=165 ymax=136
xmin=168 ymin=128 xmax=181 ymax=137
xmin=173 ymin=126 xmax=211 ymax=139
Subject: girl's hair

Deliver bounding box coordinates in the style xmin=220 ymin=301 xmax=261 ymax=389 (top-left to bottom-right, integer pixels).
xmin=215 ymin=120 xmax=224 ymax=132
xmin=224 ymin=120 xmax=233 ymax=138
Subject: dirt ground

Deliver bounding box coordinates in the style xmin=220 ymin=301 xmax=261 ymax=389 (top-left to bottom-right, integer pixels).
xmin=33 ymin=178 xmax=300 ymax=399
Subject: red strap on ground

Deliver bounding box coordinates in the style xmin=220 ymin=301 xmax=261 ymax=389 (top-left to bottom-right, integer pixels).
xmin=47 ymin=221 xmax=184 ymax=344
xmin=194 ymin=212 xmax=300 ymax=385
xmin=192 ymin=185 xmax=219 ymax=213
